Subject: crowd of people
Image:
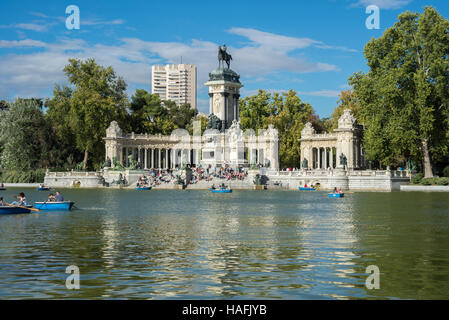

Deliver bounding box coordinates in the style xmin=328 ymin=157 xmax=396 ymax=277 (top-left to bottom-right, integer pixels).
xmin=134 ymin=165 xmax=250 ymax=187
xmin=189 ymin=165 xmax=248 ymax=184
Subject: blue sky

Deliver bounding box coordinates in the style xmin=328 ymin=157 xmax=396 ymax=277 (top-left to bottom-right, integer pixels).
xmin=0 ymin=0 xmax=448 ymax=117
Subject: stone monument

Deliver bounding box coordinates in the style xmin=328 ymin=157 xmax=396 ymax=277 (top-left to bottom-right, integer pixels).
xmin=205 ymin=44 xmax=243 ymax=131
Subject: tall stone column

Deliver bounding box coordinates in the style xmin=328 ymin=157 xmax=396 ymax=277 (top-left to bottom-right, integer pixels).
xmin=209 ymin=93 xmax=214 ymax=114
xmin=165 ymin=149 xmax=169 ymax=169
xmin=158 ymin=149 xmax=162 ymax=169
xmin=317 ymin=148 xmax=321 ymax=169
xmin=126 ymin=147 xmax=129 ymax=167
xmin=137 ymin=147 xmax=141 ymax=168
xmin=329 ymin=147 xmax=334 ymax=169
xmin=324 ymin=148 xmax=328 ymax=169
xmin=144 ymin=148 xmax=148 ymax=169
xmin=151 ymin=149 xmax=155 ymax=169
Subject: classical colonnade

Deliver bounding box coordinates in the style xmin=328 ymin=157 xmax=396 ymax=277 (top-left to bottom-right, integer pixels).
xmin=121 ymin=147 xmax=204 ymax=170
xmin=310 ymin=147 xmax=337 ymax=169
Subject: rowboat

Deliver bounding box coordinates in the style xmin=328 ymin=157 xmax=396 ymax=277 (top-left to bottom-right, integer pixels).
xmin=0 ymin=188 xmax=6 ymax=191
xmin=210 ymin=188 xmax=232 ymax=193
xmin=136 ymin=186 xmax=152 ymax=191
xmin=0 ymin=205 xmax=33 ymax=215
xmin=37 ymin=187 xmax=50 ymax=191
xmin=299 ymin=187 xmax=316 ymax=191
xmin=329 ymin=193 xmax=344 ymax=198
xmin=34 ymin=201 xmax=75 ymax=211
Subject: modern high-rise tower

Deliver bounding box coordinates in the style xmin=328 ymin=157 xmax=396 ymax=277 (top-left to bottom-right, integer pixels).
xmin=151 ymin=64 xmax=197 ymax=109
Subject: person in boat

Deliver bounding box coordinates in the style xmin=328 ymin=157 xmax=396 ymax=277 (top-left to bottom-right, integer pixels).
xmin=304 ymin=183 xmax=308 ymax=188
xmin=333 ymin=187 xmax=338 ymax=194
xmin=11 ymin=193 xmax=28 ymax=206
xmin=47 ymin=194 xmax=56 ymax=202
xmin=211 ymin=184 xmax=216 ymax=190
xmin=55 ymin=191 xmax=64 ymax=202
xmin=0 ymin=197 xmax=6 ymax=206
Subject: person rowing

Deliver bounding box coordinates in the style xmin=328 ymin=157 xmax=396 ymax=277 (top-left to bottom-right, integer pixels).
xmin=11 ymin=192 xmax=28 ymax=206
xmin=211 ymin=184 xmax=216 ymax=190
xmin=47 ymin=194 xmax=56 ymax=202
xmin=0 ymin=197 xmax=5 ymax=206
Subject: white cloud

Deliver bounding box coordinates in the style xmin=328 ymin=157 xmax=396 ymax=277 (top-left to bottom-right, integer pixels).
xmin=0 ymin=23 xmax=49 ymax=32
xmin=352 ymin=0 xmax=412 ymax=9
xmin=0 ymin=39 xmax=47 ymax=48
xmin=0 ymin=27 xmax=350 ymax=104
xmin=228 ymin=27 xmax=357 ymax=53
xmin=82 ymin=19 xmax=126 ymax=26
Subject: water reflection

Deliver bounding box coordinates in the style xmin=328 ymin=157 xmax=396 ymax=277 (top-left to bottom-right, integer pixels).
xmin=0 ymin=189 xmax=448 ymax=299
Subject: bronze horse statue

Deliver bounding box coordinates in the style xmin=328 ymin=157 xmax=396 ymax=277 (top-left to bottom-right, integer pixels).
xmin=218 ymin=44 xmax=232 ymax=69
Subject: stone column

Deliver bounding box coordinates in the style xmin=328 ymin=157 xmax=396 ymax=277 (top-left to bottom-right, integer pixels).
xmin=151 ymin=149 xmax=155 ymax=169
xmin=329 ymin=147 xmax=334 ymax=169
xmin=166 ymin=149 xmax=169 ymax=169
xmin=144 ymin=148 xmax=148 ymax=169
xmin=324 ymin=148 xmax=328 ymax=169
xmin=317 ymin=148 xmax=321 ymax=169
xmin=158 ymin=149 xmax=162 ymax=169
xmin=209 ymin=93 xmax=213 ymax=114
xmin=126 ymin=147 xmax=129 ymax=167
xmin=137 ymin=147 xmax=141 ymax=168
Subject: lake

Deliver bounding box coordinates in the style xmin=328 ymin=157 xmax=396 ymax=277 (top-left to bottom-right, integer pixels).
xmin=0 ymin=188 xmax=448 ymax=299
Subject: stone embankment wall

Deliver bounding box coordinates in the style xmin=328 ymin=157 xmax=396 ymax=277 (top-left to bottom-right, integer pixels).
xmin=44 ymin=171 xmax=103 ymax=188
xmin=400 ymin=185 xmax=449 ymax=192
xmin=266 ymin=169 xmax=411 ymax=191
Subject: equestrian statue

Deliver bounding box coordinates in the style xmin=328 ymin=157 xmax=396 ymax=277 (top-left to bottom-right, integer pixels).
xmin=218 ymin=44 xmax=232 ymax=69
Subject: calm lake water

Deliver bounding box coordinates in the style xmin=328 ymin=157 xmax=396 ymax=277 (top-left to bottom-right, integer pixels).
xmin=0 ymin=188 xmax=448 ymax=299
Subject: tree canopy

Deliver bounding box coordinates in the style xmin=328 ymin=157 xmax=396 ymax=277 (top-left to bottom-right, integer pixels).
xmin=46 ymin=58 xmax=129 ymax=170
xmin=239 ymin=89 xmax=316 ymax=168
xmin=0 ymin=98 xmax=60 ymax=171
xmin=350 ymin=6 xmax=449 ymax=177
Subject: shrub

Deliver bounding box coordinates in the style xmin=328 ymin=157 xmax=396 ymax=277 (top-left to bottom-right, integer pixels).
xmin=0 ymin=169 xmax=46 ymax=183
xmin=437 ymin=177 xmax=449 ymax=186
xmin=411 ymin=173 xmax=424 ymax=184
xmin=420 ymin=177 xmax=434 ymax=185
xmin=443 ymin=166 xmax=449 ymax=178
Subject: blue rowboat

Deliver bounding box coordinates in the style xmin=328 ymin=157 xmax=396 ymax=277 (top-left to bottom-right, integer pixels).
xmin=210 ymin=188 xmax=232 ymax=193
xmin=34 ymin=201 xmax=75 ymax=211
xmin=37 ymin=187 xmax=50 ymax=191
xmin=136 ymin=186 xmax=152 ymax=190
xmin=0 ymin=206 xmax=32 ymax=215
xmin=299 ymin=187 xmax=316 ymax=191
xmin=329 ymin=193 xmax=344 ymax=198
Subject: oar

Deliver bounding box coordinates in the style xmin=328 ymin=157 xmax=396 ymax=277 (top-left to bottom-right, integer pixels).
xmin=6 ymin=203 xmax=39 ymax=212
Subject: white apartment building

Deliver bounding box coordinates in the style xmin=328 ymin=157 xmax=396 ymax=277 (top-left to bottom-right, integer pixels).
xmin=151 ymin=64 xmax=197 ymax=109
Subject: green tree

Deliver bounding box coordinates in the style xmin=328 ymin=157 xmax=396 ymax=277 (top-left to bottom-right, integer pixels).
xmin=129 ymin=89 xmax=167 ymax=133
xmin=350 ymin=7 xmax=449 ymax=177
xmin=166 ymin=101 xmax=198 ymax=130
xmin=239 ymin=89 xmax=315 ymax=168
xmin=0 ymin=98 xmax=58 ymax=170
xmin=47 ymin=59 xmax=129 ymax=170
xmin=269 ymin=90 xmax=315 ymax=168
xmin=239 ymin=90 xmax=274 ymax=130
